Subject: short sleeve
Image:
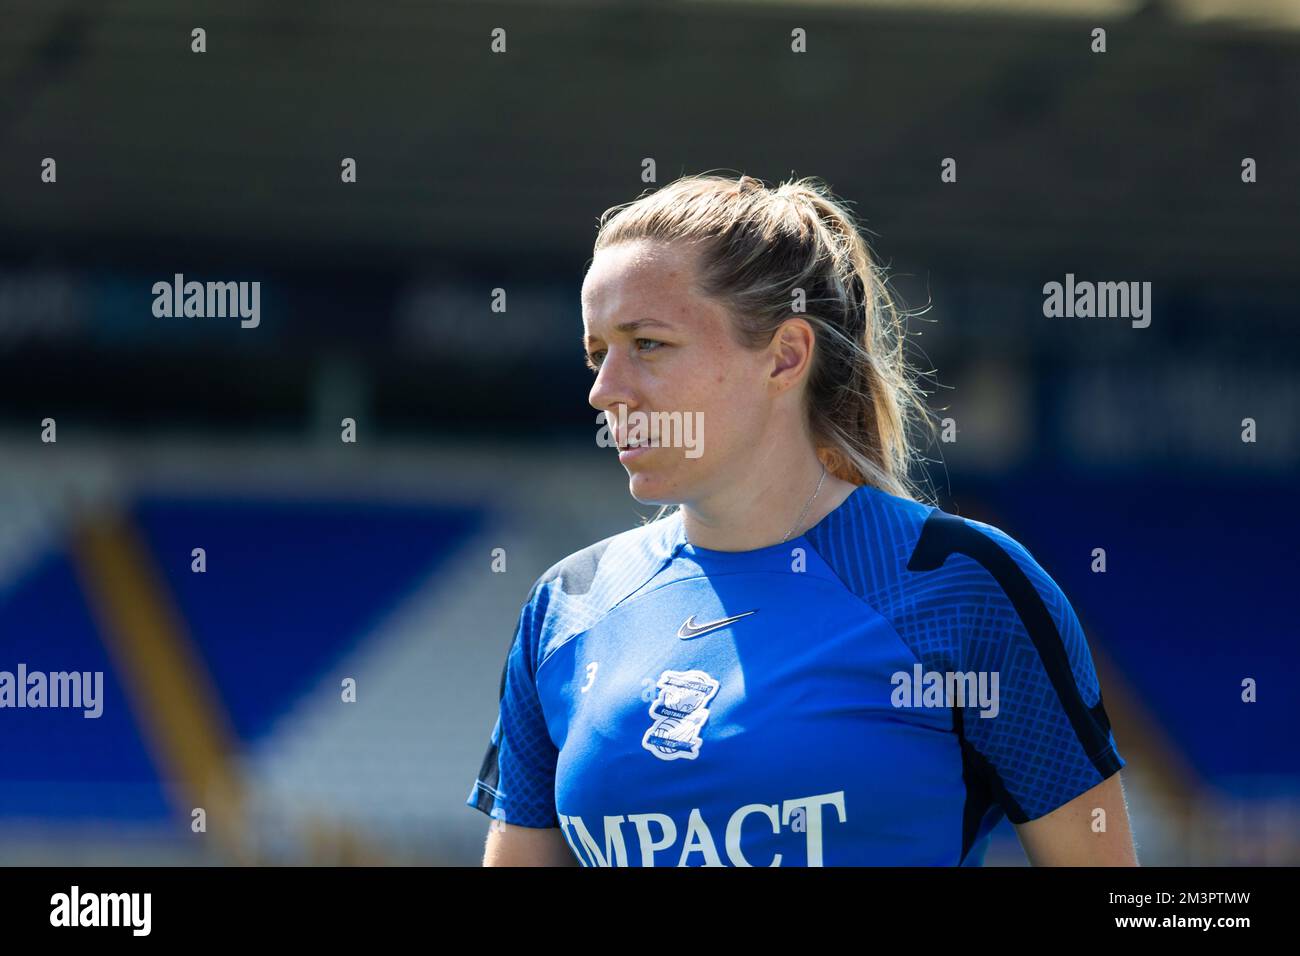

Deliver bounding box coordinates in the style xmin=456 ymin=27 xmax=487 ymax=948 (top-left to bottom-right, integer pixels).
xmin=957 ymin=520 xmax=1126 ymax=824
xmin=465 ymin=579 xmax=561 ymax=828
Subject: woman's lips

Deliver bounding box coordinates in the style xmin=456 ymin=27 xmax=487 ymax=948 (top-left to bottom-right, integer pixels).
xmin=618 ymin=443 xmax=652 ymax=463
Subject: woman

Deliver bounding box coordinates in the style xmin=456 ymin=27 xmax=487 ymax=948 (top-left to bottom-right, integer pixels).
xmin=465 ymin=173 xmax=1137 ymax=866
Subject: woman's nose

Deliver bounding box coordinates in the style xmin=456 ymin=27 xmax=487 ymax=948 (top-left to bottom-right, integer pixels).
xmin=588 ymin=351 xmax=635 ymax=413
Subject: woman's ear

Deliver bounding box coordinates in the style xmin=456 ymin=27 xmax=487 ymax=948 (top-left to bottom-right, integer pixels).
xmin=768 ymin=317 xmax=815 ymax=392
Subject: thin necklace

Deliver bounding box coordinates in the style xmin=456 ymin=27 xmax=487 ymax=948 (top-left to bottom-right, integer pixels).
xmin=781 ymin=462 xmax=828 ymax=544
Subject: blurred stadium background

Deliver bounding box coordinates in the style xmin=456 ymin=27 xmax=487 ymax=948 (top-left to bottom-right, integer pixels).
xmin=0 ymin=0 xmax=1297 ymax=865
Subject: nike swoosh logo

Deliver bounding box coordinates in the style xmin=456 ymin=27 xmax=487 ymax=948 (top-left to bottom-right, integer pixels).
xmin=677 ymin=610 xmax=757 ymax=639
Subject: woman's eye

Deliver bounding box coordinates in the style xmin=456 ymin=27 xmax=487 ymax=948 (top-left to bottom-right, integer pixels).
xmin=586 ymin=340 xmax=664 ymax=372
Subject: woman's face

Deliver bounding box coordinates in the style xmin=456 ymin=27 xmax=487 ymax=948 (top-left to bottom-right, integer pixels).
xmin=582 ymin=239 xmax=781 ymax=505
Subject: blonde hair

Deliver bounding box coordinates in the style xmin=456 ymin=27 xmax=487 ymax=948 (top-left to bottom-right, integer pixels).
xmin=591 ymin=172 xmax=937 ymax=508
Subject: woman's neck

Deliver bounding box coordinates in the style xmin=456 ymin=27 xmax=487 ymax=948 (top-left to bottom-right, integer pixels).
xmin=679 ymin=456 xmax=860 ymax=552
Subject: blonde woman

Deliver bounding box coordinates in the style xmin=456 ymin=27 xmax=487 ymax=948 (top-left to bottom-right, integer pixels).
xmin=466 ymin=173 xmax=1137 ymax=867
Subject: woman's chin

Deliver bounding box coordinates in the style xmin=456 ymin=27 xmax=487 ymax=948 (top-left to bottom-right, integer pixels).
xmin=626 ymin=469 xmax=681 ymax=506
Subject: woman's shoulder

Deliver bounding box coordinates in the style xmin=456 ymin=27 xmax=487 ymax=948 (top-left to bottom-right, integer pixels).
xmin=816 ymin=487 xmax=1096 ymax=701
xmin=812 ymin=484 xmax=1074 ymax=625
xmin=519 ymin=513 xmax=682 ymax=623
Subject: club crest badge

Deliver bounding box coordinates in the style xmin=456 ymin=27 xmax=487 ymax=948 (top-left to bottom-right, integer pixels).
xmin=641 ymin=668 xmax=720 ymax=761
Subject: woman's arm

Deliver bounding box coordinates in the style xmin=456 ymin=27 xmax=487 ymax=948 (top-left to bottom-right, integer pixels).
xmin=482 ymin=821 xmax=581 ymax=866
xmin=1013 ymin=771 xmax=1138 ymax=866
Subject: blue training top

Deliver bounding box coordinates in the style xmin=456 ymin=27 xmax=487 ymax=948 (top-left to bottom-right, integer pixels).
xmin=466 ymin=483 xmax=1125 ymax=866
